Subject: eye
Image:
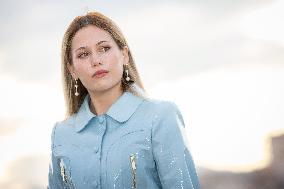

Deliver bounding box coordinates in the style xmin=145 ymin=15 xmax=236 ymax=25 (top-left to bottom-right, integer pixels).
xmin=77 ymin=52 xmax=89 ymax=58
xmin=100 ymin=46 xmax=111 ymax=52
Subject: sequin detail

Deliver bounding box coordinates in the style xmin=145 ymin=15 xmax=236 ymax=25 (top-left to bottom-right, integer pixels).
xmin=58 ymin=158 xmax=76 ymax=189
xmin=60 ymin=159 xmax=68 ymax=183
xmin=130 ymin=154 xmax=137 ymax=189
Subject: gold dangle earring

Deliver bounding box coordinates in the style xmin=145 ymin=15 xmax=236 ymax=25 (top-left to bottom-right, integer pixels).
xmin=74 ymin=79 xmax=79 ymax=96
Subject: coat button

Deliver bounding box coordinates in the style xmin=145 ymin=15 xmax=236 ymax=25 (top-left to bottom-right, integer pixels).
xmin=92 ymin=180 xmax=98 ymax=188
xmin=94 ymin=147 xmax=99 ymax=154
xmin=98 ymin=116 xmax=105 ymax=124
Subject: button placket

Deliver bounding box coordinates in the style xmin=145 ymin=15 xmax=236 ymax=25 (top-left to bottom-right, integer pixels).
xmin=95 ymin=115 xmax=107 ymax=188
xmin=96 ymin=116 xmax=105 ymax=154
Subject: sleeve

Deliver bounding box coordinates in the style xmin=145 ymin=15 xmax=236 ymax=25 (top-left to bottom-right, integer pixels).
xmin=47 ymin=122 xmax=63 ymax=189
xmin=151 ymin=102 xmax=200 ymax=189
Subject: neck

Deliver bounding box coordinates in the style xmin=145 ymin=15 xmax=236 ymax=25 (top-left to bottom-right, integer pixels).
xmin=88 ymin=83 xmax=124 ymax=116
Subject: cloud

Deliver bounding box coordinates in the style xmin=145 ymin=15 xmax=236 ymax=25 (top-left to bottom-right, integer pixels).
xmin=238 ymin=0 xmax=284 ymax=44
xmin=0 ymin=0 xmax=282 ymax=85
xmin=185 ymin=0 xmax=275 ymax=16
xmin=118 ymin=3 xmax=284 ymax=88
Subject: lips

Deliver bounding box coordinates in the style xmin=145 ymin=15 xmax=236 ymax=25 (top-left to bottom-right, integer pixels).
xmin=93 ymin=69 xmax=109 ymax=78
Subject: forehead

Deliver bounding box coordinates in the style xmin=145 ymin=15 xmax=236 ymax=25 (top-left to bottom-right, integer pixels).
xmin=71 ymin=25 xmax=113 ymax=50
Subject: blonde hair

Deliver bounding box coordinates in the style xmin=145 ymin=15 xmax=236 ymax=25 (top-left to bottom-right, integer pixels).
xmin=61 ymin=11 xmax=148 ymax=119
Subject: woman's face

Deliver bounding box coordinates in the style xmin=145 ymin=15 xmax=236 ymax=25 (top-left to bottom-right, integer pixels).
xmin=68 ymin=25 xmax=129 ymax=94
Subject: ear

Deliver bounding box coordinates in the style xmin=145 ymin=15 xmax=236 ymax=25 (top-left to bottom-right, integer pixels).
xmin=122 ymin=46 xmax=130 ymax=65
xmin=67 ymin=62 xmax=78 ymax=80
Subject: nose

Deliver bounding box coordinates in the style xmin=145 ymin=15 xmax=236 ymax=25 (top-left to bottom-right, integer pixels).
xmin=90 ymin=53 xmax=102 ymax=66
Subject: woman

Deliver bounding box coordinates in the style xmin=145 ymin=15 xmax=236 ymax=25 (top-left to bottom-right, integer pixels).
xmin=48 ymin=11 xmax=200 ymax=189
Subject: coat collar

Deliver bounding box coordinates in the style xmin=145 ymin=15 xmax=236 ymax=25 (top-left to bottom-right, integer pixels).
xmin=74 ymin=91 xmax=144 ymax=132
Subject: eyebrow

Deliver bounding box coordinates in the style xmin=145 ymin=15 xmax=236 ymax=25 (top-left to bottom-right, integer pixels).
xmin=75 ymin=40 xmax=109 ymax=52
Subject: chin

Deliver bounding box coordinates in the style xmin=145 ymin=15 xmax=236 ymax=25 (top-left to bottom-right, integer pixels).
xmin=89 ymin=84 xmax=117 ymax=93
xmin=88 ymin=79 xmax=122 ymax=93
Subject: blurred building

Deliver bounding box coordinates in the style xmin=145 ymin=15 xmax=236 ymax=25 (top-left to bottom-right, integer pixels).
xmin=199 ymin=133 xmax=284 ymax=189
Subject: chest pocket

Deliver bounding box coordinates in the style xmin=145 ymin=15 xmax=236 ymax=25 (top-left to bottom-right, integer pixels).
xmin=107 ymin=129 xmax=153 ymax=189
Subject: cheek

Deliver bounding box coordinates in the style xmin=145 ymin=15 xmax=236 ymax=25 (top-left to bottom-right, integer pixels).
xmin=110 ymin=64 xmax=123 ymax=81
xmin=73 ymin=62 xmax=88 ymax=74
xmin=113 ymin=64 xmax=123 ymax=78
xmin=108 ymin=55 xmax=124 ymax=75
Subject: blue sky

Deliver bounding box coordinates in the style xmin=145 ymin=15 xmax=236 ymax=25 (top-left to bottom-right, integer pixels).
xmin=1 ymin=0 xmax=284 ymax=188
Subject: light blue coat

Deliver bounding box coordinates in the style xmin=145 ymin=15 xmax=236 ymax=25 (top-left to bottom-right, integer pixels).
xmin=48 ymin=91 xmax=200 ymax=189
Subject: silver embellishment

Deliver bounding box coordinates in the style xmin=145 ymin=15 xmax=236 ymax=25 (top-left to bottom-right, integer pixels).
xmin=130 ymin=154 xmax=137 ymax=189
xmin=59 ymin=159 xmax=68 ymax=183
